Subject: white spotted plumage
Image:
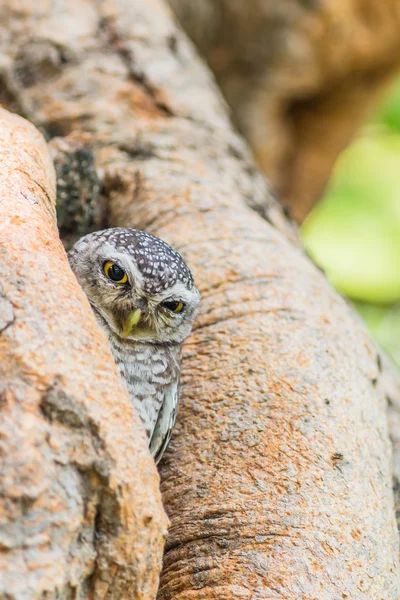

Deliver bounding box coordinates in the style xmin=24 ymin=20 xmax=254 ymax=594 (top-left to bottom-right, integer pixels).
xmin=68 ymin=228 xmax=200 ymax=463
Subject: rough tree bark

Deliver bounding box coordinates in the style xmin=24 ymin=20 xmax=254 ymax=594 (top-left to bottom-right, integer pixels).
xmin=167 ymin=0 xmax=400 ymax=222
xmin=381 ymin=353 xmax=400 ymax=535
xmin=0 ymin=108 xmax=168 ymax=599
xmin=0 ymin=1 xmax=399 ymax=599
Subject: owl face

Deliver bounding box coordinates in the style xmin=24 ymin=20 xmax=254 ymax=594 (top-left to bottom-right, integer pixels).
xmin=68 ymin=228 xmax=200 ymax=344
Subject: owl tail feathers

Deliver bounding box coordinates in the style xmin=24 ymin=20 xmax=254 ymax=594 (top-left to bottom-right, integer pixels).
xmin=149 ymin=381 xmax=178 ymax=464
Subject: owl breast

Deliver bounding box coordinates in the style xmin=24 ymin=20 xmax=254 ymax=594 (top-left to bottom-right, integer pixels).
xmin=109 ymin=334 xmax=181 ymax=439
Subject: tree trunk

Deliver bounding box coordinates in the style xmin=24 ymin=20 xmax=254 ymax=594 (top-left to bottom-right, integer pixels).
xmin=381 ymin=352 xmax=400 ymax=536
xmin=0 ymin=108 xmax=167 ymax=599
xmin=168 ymin=0 xmax=400 ymax=222
xmin=0 ymin=0 xmax=399 ymax=598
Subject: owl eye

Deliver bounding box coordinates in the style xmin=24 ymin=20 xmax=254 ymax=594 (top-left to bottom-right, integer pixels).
xmin=162 ymin=300 xmax=185 ymax=313
xmin=103 ymin=261 xmax=128 ymax=283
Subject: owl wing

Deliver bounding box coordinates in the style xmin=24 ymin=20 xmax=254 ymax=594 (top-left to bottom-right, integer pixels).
xmin=149 ymin=379 xmax=179 ymax=465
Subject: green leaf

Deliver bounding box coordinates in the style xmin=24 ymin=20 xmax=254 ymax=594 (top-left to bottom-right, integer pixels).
xmin=301 ymin=134 xmax=400 ymax=304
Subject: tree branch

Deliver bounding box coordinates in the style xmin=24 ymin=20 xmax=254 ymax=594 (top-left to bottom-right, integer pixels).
xmin=168 ymin=0 xmax=400 ymax=221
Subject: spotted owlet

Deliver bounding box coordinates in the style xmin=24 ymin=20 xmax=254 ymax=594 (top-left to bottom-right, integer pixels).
xmin=68 ymin=228 xmax=200 ymax=463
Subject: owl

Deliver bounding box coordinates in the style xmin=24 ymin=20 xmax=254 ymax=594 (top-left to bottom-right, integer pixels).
xmin=68 ymin=228 xmax=200 ymax=463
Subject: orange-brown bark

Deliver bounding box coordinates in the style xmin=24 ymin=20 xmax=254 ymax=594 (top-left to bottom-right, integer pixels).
xmin=168 ymin=0 xmax=400 ymax=222
xmin=0 ymin=108 xmax=168 ymax=599
xmin=0 ymin=1 xmax=399 ymax=598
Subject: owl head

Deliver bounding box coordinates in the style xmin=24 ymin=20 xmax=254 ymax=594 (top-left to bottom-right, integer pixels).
xmin=68 ymin=228 xmax=200 ymax=344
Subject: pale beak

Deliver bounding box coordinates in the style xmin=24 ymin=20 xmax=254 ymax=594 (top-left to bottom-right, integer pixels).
xmin=121 ymin=308 xmax=142 ymax=338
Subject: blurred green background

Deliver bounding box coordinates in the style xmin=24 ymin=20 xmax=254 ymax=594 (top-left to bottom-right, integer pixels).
xmin=301 ymin=79 xmax=400 ymax=366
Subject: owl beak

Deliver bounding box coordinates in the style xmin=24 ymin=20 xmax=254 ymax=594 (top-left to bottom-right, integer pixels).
xmin=120 ymin=308 xmax=142 ymax=338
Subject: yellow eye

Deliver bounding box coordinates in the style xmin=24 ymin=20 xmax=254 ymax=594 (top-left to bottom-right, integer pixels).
xmin=162 ymin=300 xmax=185 ymax=313
xmin=103 ymin=261 xmax=128 ymax=283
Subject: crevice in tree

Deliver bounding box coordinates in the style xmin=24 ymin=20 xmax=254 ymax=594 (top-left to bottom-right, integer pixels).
xmin=0 ymin=286 xmax=16 ymax=334
xmin=117 ymin=140 xmax=158 ymax=160
xmin=0 ymin=73 xmax=27 ymax=117
xmin=50 ymin=140 xmax=103 ymax=249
